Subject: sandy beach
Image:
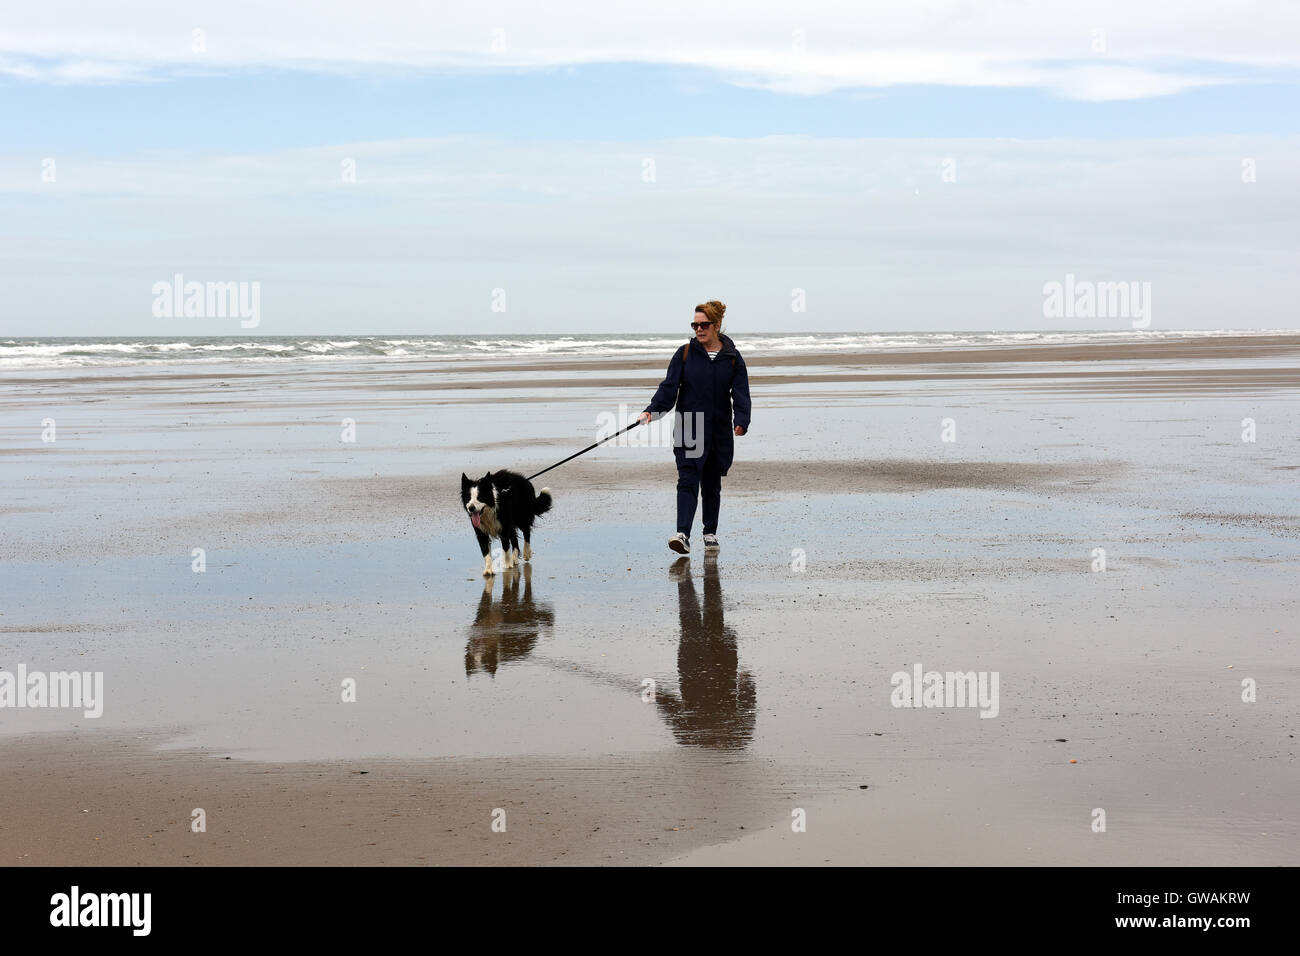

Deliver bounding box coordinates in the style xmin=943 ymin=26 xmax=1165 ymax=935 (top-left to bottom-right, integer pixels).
xmin=1 ymin=333 xmax=1297 ymax=865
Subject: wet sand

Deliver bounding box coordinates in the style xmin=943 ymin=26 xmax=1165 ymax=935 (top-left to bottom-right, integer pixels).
xmin=1 ymin=333 xmax=1297 ymax=865
xmin=0 ymin=731 xmax=839 ymax=866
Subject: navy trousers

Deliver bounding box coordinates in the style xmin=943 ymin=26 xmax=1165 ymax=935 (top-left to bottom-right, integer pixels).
xmin=676 ymin=442 xmax=724 ymax=538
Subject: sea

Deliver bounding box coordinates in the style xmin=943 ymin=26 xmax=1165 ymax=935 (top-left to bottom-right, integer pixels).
xmin=0 ymin=329 xmax=1289 ymax=370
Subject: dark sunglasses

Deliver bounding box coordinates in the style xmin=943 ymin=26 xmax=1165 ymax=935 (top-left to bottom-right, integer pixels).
xmin=690 ymin=321 xmax=712 ymax=330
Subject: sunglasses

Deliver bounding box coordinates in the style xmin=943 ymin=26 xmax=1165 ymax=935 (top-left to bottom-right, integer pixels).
xmin=690 ymin=321 xmax=712 ymax=330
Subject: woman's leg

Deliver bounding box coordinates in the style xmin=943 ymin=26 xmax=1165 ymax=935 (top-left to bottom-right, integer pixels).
xmin=701 ymin=448 xmax=723 ymax=535
xmin=676 ymin=463 xmax=702 ymax=537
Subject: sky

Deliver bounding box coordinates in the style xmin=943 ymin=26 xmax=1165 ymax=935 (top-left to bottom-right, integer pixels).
xmin=1 ymin=1 xmax=1298 ymax=336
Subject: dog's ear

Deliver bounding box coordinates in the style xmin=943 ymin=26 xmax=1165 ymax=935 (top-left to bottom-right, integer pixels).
xmin=461 ymin=473 xmax=471 ymax=487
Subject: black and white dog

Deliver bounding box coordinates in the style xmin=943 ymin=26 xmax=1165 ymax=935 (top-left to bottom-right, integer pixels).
xmin=461 ymin=470 xmax=552 ymax=575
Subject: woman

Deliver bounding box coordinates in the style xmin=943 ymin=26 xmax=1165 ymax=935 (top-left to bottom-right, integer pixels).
xmin=638 ymin=300 xmax=751 ymax=554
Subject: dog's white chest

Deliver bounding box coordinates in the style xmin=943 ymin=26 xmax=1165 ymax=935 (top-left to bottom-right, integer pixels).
xmin=478 ymin=506 xmax=501 ymax=537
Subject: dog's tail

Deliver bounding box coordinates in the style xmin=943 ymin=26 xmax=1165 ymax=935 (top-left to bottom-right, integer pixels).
xmin=534 ymin=487 xmax=553 ymax=517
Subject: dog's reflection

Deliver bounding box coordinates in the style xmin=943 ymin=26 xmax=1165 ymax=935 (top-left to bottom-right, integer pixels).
xmin=464 ymin=565 xmax=555 ymax=677
xmin=463 ymin=558 xmax=755 ymax=751
xmin=654 ymin=556 xmax=756 ymax=750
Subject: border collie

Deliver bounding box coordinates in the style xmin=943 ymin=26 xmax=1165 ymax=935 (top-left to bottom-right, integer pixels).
xmin=461 ymin=470 xmax=552 ymax=575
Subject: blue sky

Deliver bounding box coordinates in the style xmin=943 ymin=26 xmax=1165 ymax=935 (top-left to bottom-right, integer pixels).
xmin=2 ymin=1 xmax=1298 ymax=336
xmin=4 ymin=67 xmax=1299 ymax=154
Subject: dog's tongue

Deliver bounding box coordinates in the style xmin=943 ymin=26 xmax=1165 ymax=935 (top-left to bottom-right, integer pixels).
xmin=470 ymin=512 xmax=481 ymax=530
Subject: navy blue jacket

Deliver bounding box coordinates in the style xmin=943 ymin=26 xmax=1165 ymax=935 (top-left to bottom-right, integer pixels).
xmin=643 ymin=334 xmax=751 ymax=475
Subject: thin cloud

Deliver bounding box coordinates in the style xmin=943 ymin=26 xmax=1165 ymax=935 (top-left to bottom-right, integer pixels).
xmin=3 ymin=134 xmax=1296 ymax=334
xmin=1 ymin=1 xmax=1297 ymax=100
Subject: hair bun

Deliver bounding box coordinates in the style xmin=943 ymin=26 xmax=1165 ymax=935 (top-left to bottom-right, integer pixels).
xmin=695 ymin=300 xmax=727 ymax=327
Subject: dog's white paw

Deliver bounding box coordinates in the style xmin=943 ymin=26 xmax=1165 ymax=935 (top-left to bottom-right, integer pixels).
xmin=503 ymin=550 xmax=515 ymax=570
xmin=523 ymin=543 xmax=532 ymax=561
xmin=482 ymin=555 xmax=495 ymax=576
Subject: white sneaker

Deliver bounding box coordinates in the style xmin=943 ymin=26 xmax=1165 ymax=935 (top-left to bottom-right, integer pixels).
xmin=669 ymin=532 xmax=690 ymax=554
xmin=703 ymin=533 xmax=720 ymax=551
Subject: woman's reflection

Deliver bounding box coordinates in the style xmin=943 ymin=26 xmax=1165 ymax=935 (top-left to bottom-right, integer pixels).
xmin=462 ymin=558 xmax=756 ymax=751
xmin=654 ymin=556 xmax=756 ymax=749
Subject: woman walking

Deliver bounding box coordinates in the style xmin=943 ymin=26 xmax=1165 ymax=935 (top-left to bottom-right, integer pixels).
xmin=638 ymin=301 xmax=751 ymax=554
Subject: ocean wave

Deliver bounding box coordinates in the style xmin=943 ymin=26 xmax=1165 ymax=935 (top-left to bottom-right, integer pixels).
xmin=0 ymin=330 xmax=1292 ymax=370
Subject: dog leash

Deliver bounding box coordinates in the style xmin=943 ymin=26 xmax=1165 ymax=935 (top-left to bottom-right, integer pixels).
xmin=526 ymin=339 xmax=700 ymax=482
xmin=526 ymin=419 xmax=644 ymax=482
